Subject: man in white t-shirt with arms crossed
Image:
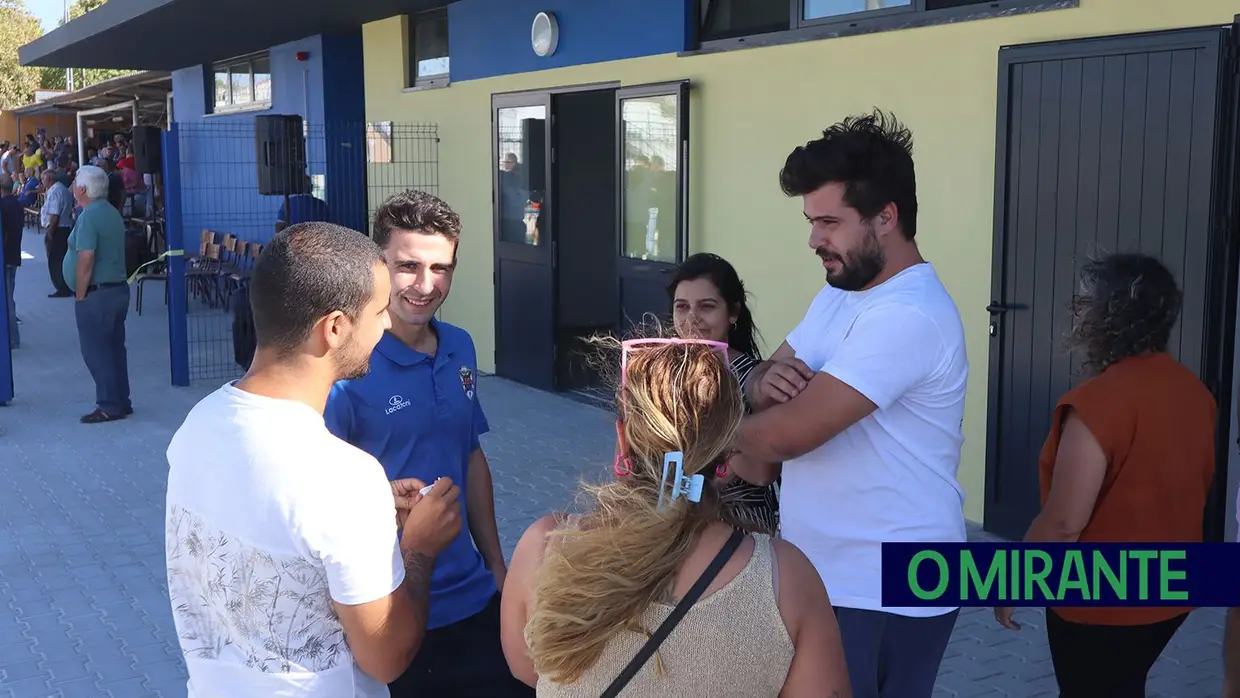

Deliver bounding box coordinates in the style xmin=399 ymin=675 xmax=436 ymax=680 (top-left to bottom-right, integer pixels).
xmin=731 ymin=110 xmax=968 ymax=698
xmin=165 ymin=222 xmax=462 ymax=698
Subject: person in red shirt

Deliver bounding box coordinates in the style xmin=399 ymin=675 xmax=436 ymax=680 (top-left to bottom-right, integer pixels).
xmin=116 ymin=146 xmax=136 ymax=172
xmin=996 ymin=253 xmax=1215 ymax=698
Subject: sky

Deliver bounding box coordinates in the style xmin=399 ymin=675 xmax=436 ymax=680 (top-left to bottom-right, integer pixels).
xmin=27 ymin=0 xmax=69 ymax=32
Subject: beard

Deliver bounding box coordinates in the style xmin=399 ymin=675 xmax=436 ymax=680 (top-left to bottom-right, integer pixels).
xmin=332 ymin=335 xmax=372 ymax=382
xmin=817 ymin=222 xmax=885 ymax=292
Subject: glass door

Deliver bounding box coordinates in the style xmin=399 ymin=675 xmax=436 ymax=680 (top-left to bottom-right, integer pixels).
xmin=615 ymin=81 xmax=690 ymax=330
xmin=492 ymin=93 xmax=556 ymax=390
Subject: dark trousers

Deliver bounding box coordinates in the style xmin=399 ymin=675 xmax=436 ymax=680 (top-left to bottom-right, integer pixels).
xmin=46 ymin=226 xmax=71 ymax=295
xmin=4 ymin=265 xmax=16 ymax=348
xmin=833 ymin=607 xmax=960 ymax=698
xmin=74 ymin=283 xmax=132 ymax=415
xmin=1045 ymin=608 xmax=1186 ymax=697
xmin=389 ymin=593 xmax=533 ymax=698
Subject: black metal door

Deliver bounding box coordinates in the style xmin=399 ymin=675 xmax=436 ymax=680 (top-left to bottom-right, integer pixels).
xmin=615 ymin=81 xmax=690 ymax=333
xmin=985 ymin=26 xmax=1238 ymax=540
xmin=492 ymin=93 xmax=556 ymax=391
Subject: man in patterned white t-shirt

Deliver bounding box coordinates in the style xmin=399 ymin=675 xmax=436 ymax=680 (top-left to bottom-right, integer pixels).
xmin=165 ymin=222 xmax=462 ymax=698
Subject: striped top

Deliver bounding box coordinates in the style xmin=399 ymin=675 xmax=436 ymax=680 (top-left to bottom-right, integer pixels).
xmin=720 ymin=351 xmax=780 ymax=536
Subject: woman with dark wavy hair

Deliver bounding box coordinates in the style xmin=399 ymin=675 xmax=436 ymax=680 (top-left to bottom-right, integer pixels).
xmin=994 ymin=253 xmax=1215 ymax=698
xmin=668 ymin=252 xmax=781 ymax=535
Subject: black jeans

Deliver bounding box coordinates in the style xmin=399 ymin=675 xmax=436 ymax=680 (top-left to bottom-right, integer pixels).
xmin=389 ymin=593 xmax=533 ymax=698
xmin=1045 ymin=608 xmax=1187 ymax=697
xmin=46 ymin=226 xmax=71 ymax=294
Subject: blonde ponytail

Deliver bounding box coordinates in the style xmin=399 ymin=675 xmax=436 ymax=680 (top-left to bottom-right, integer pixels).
xmin=524 ymin=337 xmax=743 ymax=684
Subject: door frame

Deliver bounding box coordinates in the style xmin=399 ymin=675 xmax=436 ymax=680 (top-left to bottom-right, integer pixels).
xmin=614 ymin=80 xmax=692 ymax=331
xmin=1215 ymin=14 xmax=1240 ymax=542
xmin=984 ymin=24 xmax=1240 ymax=540
xmin=491 ymin=91 xmax=554 ymax=389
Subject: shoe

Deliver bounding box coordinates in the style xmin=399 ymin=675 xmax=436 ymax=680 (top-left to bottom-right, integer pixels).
xmin=80 ymin=408 xmax=126 ymax=424
xmin=123 ymin=405 xmax=134 ymax=416
xmin=48 ymin=291 xmax=72 ymax=298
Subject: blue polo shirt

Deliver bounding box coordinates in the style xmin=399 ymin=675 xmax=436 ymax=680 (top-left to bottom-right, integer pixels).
xmin=324 ymin=320 xmax=495 ymax=629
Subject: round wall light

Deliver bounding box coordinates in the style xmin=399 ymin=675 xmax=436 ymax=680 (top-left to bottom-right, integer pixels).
xmin=531 ymin=12 xmax=559 ymax=57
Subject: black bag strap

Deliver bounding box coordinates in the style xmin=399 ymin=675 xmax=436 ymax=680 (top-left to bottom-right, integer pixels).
xmin=600 ymin=527 xmax=746 ymax=698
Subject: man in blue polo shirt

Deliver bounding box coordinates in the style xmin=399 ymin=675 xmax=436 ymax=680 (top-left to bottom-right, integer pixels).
xmin=325 ymin=190 xmax=529 ymax=698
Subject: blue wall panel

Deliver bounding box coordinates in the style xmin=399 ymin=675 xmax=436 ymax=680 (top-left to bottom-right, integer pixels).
xmin=448 ymin=0 xmax=689 ymax=82
xmin=170 ymin=33 xmax=368 ymax=248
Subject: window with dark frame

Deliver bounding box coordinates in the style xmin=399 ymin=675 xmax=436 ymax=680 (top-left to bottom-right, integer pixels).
xmin=211 ymin=52 xmax=272 ymax=112
xmin=697 ymin=0 xmax=1030 ymax=45
xmin=408 ymin=9 xmax=450 ymax=88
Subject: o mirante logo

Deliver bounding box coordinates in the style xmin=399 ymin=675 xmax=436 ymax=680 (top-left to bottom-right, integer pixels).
xmin=881 ymin=543 xmax=1240 ymax=607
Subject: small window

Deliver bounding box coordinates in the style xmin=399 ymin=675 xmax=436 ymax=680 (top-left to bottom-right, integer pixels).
xmin=698 ymin=0 xmax=1028 ymax=45
xmin=211 ymin=52 xmax=272 ymax=113
xmin=699 ymin=0 xmax=789 ymax=43
xmin=803 ymin=0 xmax=910 ymax=22
xmin=409 ymin=10 xmax=450 ymax=88
xmin=925 ymin=0 xmax=993 ymax=8
xmin=253 ymin=56 xmax=272 ymax=103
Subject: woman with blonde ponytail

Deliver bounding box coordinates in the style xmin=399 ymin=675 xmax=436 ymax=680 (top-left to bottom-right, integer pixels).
xmin=499 ymin=333 xmax=852 ymax=697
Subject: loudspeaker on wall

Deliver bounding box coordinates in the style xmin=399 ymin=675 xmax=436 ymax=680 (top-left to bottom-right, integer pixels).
xmin=254 ymin=115 xmax=310 ymax=196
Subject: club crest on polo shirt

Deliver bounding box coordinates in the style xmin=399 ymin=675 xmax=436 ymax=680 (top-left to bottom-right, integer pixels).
xmin=458 ymin=366 xmax=475 ymax=400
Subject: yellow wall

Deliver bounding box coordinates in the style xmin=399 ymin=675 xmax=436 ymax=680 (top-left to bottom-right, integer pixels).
xmin=363 ymin=0 xmax=1239 ymax=522
xmin=0 ymin=112 xmax=76 ymax=148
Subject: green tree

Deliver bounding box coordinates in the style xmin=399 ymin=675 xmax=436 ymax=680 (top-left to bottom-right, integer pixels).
xmin=0 ymin=0 xmax=46 ymax=108
xmin=39 ymin=0 xmax=134 ymax=91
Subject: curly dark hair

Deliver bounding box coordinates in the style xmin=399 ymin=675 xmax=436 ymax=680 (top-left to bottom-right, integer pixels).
xmin=778 ymin=108 xmax=919 ymax=240
xmin=372 ymin=189 xmax=462 ymax=250
xmin=1066 ymin=253 xmax=1181 ymax=374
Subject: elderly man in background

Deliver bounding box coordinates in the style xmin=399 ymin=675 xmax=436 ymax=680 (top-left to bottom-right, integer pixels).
xmin=65 ymin=165 xmax=132 ymax=423
xmin=41 ymin=169 xmax=75 ymax=298
xmin=0 ymin=174 xmax=23 ymax=349
xmin=17 ymin=167 xmax=39 ymax=207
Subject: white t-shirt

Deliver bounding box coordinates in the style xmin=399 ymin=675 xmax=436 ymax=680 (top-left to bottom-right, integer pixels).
xmin=781 ymin=263 xmax=968 ymax=618
xmin=165 ymin=383 xmax=404 ymax=698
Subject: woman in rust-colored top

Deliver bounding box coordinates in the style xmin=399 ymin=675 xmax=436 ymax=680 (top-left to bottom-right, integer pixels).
xmin=993 ymin=253 xmax=1216 ymax=698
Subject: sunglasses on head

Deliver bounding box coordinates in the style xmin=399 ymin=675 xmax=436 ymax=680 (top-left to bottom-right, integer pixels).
xmin=619 ymin=338 xmax=729 ymax=388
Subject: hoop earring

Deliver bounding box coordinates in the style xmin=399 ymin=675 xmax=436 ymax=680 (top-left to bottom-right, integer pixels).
xmin=716 ymin=462 xmax=729 ymax=478
xmin=614 ymin=453 xmax=632 ymax=477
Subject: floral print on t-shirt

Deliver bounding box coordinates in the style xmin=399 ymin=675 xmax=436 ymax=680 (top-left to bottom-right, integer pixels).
xmin=165 ymin=504 xmax=348 ymax=673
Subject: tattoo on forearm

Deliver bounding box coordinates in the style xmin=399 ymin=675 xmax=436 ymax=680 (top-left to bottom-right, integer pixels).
xmin=402 ymin=549 xmax=434 ymax=602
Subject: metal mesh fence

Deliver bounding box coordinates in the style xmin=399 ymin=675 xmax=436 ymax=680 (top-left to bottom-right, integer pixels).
xmin=170 ymin=120 xmax=439 ymax=382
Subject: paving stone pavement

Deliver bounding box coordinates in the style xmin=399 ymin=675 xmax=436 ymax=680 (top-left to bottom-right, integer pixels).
xmin=0 ymin=228 xmax=1224 ymax=697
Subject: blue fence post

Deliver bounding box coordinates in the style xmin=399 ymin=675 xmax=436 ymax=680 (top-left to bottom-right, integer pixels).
xmin=0 ymin=243 xmax=12 ymax=405
xmin=163 ymin=124 xmax=190 ymax=387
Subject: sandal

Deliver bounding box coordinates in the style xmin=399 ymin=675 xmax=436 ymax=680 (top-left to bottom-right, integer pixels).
xmin=80 ymin=409 xmax=126 ymax=424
